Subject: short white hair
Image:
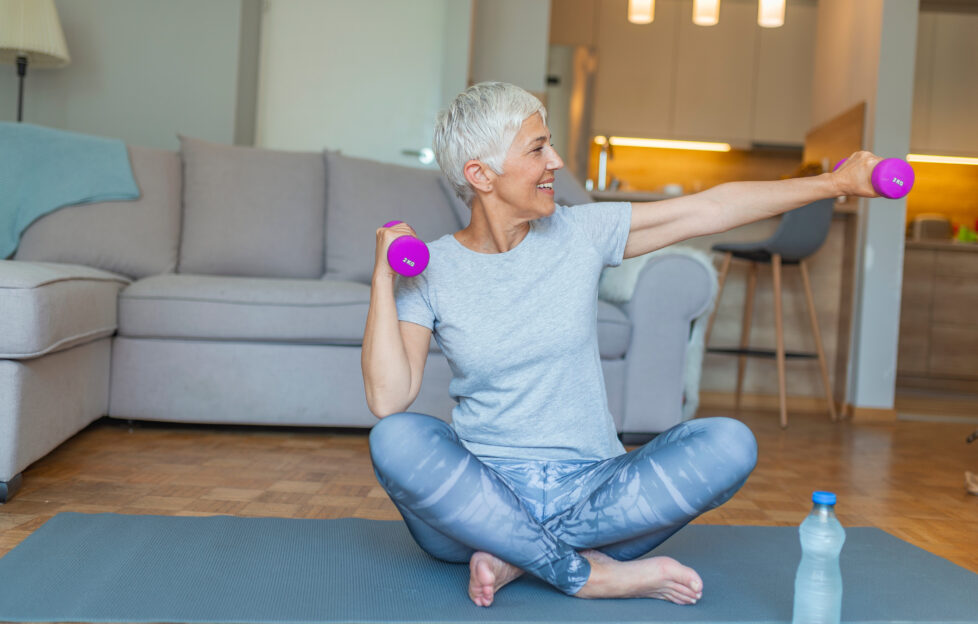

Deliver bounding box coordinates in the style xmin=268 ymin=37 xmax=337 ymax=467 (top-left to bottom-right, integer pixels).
xmin=433 ymin=82 xmax=547 ymax=205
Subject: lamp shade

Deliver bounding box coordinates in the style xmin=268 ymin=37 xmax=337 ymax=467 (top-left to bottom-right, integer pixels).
xmin=0 ymin=0 xmax=70 ymax=67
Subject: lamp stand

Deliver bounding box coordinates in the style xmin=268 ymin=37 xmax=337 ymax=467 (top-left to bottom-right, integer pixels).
xmin=16 ymin=55 xmax=27 ymax=123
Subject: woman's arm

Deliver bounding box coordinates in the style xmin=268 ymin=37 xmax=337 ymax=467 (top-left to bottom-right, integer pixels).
xmin=622 ymin=151 xmax=881 ymax=259
xmin=361 ymin=224 xmax=432 ymax=418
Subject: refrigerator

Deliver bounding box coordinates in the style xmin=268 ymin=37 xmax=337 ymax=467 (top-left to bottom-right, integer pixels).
xmin=545 ymin=45 xmax=598 ymax=186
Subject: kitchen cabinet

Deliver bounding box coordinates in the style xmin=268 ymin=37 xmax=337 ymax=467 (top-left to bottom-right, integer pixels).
xmin=585 ymin=0 xmax=815 ymax=145
xmin=592 ymin=0 xmax=680 ymax=139
xmin=898 ymin=243 xmax=978 ymax=386
xmin=912 ymin=11 xmax=978 ymax=156
xmin=752 ymin=1 xmax=817 ymax=145
xmin=673 ymin=0 xmax=757 ymax=143
xmin=555 ymin=1 xmax=975 ymax=153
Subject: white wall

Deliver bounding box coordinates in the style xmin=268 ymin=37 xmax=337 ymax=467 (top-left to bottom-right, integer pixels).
xmin=811 ymin=0 xmax=918 ymax=411
xmin=469 ymin=0 xmax=551 ymax=94
xmin=255 ymin=0 xmax=472 ymax=166
xmin=0 ymin=0 xmax=246 ymax=150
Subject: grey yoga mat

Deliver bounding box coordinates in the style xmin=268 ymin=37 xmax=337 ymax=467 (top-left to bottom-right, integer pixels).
xmin=0 ymin=512 xmax=975 ymax=623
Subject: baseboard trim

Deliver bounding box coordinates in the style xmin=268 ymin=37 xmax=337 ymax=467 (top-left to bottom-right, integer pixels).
xmin=698 ymin=391 xmax=834 ymax=415
xmin=845 ymin=404 xmax=898 ymax=422
xmin=698 ymin=392 xmax=899 ymax=423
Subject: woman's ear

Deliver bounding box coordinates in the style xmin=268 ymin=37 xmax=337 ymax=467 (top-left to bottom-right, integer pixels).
xmin=463 ymin=160 xmax=493 ymax=193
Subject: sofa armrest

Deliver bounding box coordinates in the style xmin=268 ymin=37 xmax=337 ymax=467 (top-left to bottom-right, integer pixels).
xmin=0 ymin=260 xmax=130 ymax=359
xmin=620 ymin=254 xmax=715 ymax=434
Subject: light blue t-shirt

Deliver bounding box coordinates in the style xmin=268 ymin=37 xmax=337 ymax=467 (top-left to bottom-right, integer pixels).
xmin=394 ymin=202 xmax=632 ymax=461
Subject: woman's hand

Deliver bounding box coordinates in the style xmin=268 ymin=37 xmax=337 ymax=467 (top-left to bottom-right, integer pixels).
xmin=373 ymin=222 xmax=419 ymax=282
xmin=831 ymin=151 xmax=883 ymax=198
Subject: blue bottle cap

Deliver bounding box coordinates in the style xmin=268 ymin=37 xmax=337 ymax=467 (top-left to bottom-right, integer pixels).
xmin=812 ymin=491 xmax=837 ymax=505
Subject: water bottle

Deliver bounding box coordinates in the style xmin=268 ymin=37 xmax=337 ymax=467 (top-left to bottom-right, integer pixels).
xmin=792 ymin=491 xmax=846 ymax=624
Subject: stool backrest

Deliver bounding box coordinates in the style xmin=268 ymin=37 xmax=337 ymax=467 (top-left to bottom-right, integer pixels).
xmin=764 ymin=198 xmax=836 ymax=262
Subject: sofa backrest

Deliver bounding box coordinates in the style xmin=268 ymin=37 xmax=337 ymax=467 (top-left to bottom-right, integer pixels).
xmin=16 ymin=136 xmax=464 ymax=284
xmin=14 ymin=146 xmax=182 ymax=279
xmin=323 ymin=151 xmax=463 ymax=283
xmin=177 ymin=135 xmax=326 ymax=279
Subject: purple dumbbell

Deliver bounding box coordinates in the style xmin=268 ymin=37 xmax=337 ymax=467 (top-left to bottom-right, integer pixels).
xmin=833 ymin=157 xmax=915 ymax=199
xmin=382 ymin=221 xmax=429 ymax=277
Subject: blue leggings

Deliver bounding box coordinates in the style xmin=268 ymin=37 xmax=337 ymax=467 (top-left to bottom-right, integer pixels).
xmin=369 ymin=413 xmax=757 ymax=596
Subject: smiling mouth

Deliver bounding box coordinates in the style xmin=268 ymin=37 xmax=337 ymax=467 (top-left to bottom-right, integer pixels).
xmin=536 ymin=181 xmax=554 ymax=191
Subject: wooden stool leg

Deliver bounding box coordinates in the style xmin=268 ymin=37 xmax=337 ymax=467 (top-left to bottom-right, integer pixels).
xmin=735 ymin=262 xmax=758 ymax=412
xmin=704 ymin=252 xmax=733 ymax=347
xmin=772 ymin=254 xmax=788 ymax=428
xmin=800 ymin=260 xmax=838 ymax=422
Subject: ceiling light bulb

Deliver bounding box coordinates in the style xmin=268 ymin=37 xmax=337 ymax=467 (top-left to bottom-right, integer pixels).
xmin=758 ymin=0 xmax=785 ymax=28
xmin=693 ymin=0 xmax=720 ymax=26
xmin=628 ymin=0 xmax=654 ymax=24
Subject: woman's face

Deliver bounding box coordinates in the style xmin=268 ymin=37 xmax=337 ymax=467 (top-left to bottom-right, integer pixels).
xmin=493 ymin=112 xmax=564 ymax=217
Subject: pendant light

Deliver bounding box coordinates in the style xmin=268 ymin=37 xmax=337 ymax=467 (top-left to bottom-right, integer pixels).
xmin=628 ymin=0 xmax=654 ymax=24
xmin=758 ymin=0 xmax=785 ymax=27
xmin=693 ymin=0 xmax=720 ymax=26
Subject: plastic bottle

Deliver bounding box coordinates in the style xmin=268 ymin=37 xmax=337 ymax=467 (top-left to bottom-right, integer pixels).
xmin=792 ymin=491 xmax=846 ymax=624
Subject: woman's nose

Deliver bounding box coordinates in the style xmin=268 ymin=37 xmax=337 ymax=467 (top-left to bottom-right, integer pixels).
xmin=547 ymin=147 xmax=564 ymax=170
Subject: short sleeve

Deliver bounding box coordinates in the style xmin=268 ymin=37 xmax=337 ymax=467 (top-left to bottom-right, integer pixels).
xmin=394 ymin=274 xmax=435 ymax=330
xmin=560 ymin=202 xmax=632 ymax=267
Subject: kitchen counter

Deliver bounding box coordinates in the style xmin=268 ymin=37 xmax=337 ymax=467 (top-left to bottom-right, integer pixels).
xmin=590 ymin=190 xmax=678 ymax=202
xmin=905 ymin=239 xmax=978 ymax=253
xmin=593 ymin=192 xmax=861 ymax=218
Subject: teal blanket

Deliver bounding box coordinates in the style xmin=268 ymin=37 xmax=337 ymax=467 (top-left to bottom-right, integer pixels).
xmin=0 ymin=122 xmax=140 ymax=259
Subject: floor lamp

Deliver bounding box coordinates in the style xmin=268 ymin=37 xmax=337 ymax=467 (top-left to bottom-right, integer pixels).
xmin=0 ymin=0 xmax=70 ymax=122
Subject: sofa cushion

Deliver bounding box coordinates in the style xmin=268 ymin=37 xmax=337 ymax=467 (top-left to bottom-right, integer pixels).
xmin=14 ymin=147 xmax=182 ymax=279
xmin=324 ymin=152 xmax=462 ymax=283
xmin=597 ymin=300 xmax=631 ymax=359
xmin=178 ymin=136 xmax=326 ymax=279
xmin=118 ymin=274 xmax=371 ymax=344
xmin=0 ymin=261 xmax=130 ymax=359
xmin=117 ymin=274 xmax=627 ymax=358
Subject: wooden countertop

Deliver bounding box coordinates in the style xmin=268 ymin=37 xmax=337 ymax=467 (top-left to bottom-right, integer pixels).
xmin=590 ymin=190 xmax=677 ymax=202
xmin=905 ymin=239 xmax=978 ymax=253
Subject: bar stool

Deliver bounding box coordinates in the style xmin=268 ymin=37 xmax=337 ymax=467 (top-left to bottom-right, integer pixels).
xmin=703 ymin=198 xmax=837 ymax=428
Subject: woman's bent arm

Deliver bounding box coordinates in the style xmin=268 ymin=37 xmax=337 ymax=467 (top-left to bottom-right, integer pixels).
xmin=362 ymin=223 xmax=431 ymax=418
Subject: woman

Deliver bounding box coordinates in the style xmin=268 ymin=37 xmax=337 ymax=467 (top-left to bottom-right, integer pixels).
xmin=362 ymin=82 xmax=880 ymax=607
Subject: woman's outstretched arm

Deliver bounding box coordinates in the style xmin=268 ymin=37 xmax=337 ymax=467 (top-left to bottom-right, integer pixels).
xmin=622 ymin=150 xmax=881 ymax=259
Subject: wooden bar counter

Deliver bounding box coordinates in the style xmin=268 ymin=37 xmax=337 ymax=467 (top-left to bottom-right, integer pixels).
xmin=898 ymin=239 xmax=978 ymax=392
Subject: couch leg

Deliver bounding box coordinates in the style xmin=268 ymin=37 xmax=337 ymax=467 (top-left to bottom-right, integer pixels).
xmin=0 ymin=474 xmax=23 ymax=503
xmin=619 ymin=432 xmax=658 ymax=446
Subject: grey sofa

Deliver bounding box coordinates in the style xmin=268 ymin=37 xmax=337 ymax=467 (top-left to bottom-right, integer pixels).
xmin=0 ymin=135 xmax=715 ymax=502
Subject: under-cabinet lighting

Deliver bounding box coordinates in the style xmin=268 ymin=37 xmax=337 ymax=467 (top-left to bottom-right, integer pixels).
xmin=907 ymin=154 xmax=978 ymax=166
xmin=596 ymin=136 xmax=732 ymax=152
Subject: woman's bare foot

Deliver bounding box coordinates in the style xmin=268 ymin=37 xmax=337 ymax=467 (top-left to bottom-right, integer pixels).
xmin=468 ymin=551 xmax=524 ymax=607
xmin=574 ymin=552 xmax=703 ymax=605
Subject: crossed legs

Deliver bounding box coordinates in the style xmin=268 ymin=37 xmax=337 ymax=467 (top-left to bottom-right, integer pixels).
xmin=369 ymin=412 xmax=757 ymax=605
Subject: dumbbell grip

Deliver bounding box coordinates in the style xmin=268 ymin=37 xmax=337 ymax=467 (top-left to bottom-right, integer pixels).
xmin=833 ymin=157 xmax=915 ymax=199
xmin=382 ymin=221 xmax=429 ymax=277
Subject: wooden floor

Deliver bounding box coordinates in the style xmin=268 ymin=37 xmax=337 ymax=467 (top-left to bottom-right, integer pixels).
xmin=2 ymin=408 xmax=977 ymax=575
